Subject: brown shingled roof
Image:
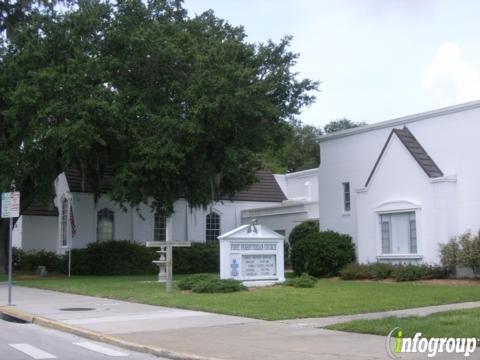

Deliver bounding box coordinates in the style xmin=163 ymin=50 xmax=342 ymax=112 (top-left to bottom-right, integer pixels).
xmin=22 ymin=201 xmax=58 ymax=217
xmin=227 ymin=170 xmax=286 ymax=202
xmin=65 ymin=169 xmax=112 ymax=193
xmin=66 ymin=169 xmax=286 ymax=203
xmin=365 ymin=126 xmax=443 ymax=187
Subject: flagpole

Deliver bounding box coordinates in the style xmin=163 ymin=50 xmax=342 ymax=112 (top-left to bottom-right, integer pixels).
xmin=68 ymin=247 xmax=71 ymax=278
xmin=68 ymin=203 xmax=76 ymax=278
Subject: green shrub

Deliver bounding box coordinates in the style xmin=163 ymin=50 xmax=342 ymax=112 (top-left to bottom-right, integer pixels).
xmin=340 ymin=263 xmax=447 ymax=281
xmin=173 ymin=242 xmax=219 ymax=274
xmin=370 ymin=263 xmax=396 ymax=279
xmin=393 ymin=264 xmax=449 ymax=282
xmin=457 ymin=232 xmax=480 ymax=277
xmin=70 ymin=240 xmax=157 ymax=275
xmin=393 ymin=264 xmax=426 ymax=282
xmin=285 ymin=273 xmax=317 ymax=288
xmin=14 ymin=241 xmax=220 ymax=276
xmin=424 ymin=265 xmax=450 ymax=280
xmin=13 ymin=248 xmax=66 ymax=274
xmin=191 ymin=278 xmax=247 ymax=293
xmin=287 ymin=221 xmax=319 ymax=269
xmin=339 ymin=263 xmax=375 ymax=280
xmin=284 ymin=240 xmax=291 ymax=269
xmin=288 ymin=221 xmax=319 ymax=248
xmin=291 ymin=230 xmax=355 ymax=277
xmin=439 ymin=239 xmax=459 ymax=274
xmin=439 ymin=232 xmax=480 ymax=277
xmin=177 ymin=274 xmax=217 ymax=290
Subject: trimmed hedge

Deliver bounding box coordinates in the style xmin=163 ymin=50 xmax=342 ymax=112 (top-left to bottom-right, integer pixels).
xmin=70 ymin=241 xmax=157 ymax=275
xmin=291 ymin=230 xmax=355 ymax=277
xmin=14 ymin=241 xmax=220 ymax=276
xmin=13 ymin=248 xmax=66 ymax=274
xmin=173 ymin=242 xmax=219 ymax=274
xmin=340 ymin=263 xmax=449 ymax=282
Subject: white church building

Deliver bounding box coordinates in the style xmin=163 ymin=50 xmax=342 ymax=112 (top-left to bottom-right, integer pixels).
xmin=318 ymin=100 xmax=480 ymax=264
xmin=14 ymin=100 xmax=480 ymax=266
xmin=13 ymin=168 xmax=319 ymax=253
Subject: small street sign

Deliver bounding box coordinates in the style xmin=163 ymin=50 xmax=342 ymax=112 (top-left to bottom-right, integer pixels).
xmin=1 ymin=192 xmax=20 ymax=218
xmin=2 ymin=190 xmax=20 ymax=306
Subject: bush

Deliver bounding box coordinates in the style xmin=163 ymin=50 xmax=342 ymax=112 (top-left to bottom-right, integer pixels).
xmin=177 ymin=274 xmax=217 ymax=290
xmin=173 ymin=242 xmax=219 ymax=274
xmin=284 ymin=240 xmax=291 ymax=269
xmin=393 ymin=264 xmax=449 ymax=282
xmin=393 ymin=264 xmax=426 ymax=282
xmin=439 ymin=232 xmax=480 ymax=277
xmin=439 ymin=239 xmax=459 ymax=274
xmin=340 ymin=263 xmax=376 ymax=280
xmin=291 ymin=230 xmax=355 ymax=277
xmin=13 ymin=240 xmax=220 ymax=276
xmin=340 ymin=263 xmax=448 ymax=282
xmin=13 ymin=248 xmax=66 ymax=274
xmin=285 ymin=273 xmax=317 ymax=288
xmin=288 ymin=221 xmax=319 ymax=248
xmin=286 ymin=221 xmax=319 ymax=269
xmin=370 ymin=263 xmax=396 ymax=280
xmin=191 ymin=278 xmax=247 ymax=293
xmin=70 ymin=240 xmax=157 ymax=275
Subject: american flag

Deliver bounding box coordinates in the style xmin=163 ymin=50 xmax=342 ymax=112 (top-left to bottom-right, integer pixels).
xmin=70 ymin=204 xmax=77 ymax=238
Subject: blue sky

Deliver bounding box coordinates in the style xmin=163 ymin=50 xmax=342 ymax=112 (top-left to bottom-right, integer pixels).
xmin=184 ymin=0 xmax=480 ymax=127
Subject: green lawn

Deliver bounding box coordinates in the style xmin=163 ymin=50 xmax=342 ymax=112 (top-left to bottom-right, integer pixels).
xmin=327 ymin=308 xmax=480 ymax=339
xmin=13 ymin=275 xmax=480 ymax=320
xmin=0 ymin=273 xmax=7 ymax=282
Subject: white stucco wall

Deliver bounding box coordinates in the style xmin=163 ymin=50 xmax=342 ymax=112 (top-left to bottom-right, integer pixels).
xmin=61 ymin=191 xmax=281 ymax=250
xmin=17 ymin=166 xmax=315 ymax=253
xmin=18 ymin=215 xmax=58 ymax=252
xmin=12 ymin=216 xmax=22 ymax=248
xmin=318 ymin=102 xmax=480 ymax=264
xmin=241 ymin=201 xmax=319 ymax=240
xmin=274 ymin=168 xmax=318 ymax=202
xmin=356 ymin=135 xmax=457 ymax=264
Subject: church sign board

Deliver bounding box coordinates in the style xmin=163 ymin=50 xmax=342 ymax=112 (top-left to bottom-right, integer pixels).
xmin=219 ymin=222 xmax=285 ymax=286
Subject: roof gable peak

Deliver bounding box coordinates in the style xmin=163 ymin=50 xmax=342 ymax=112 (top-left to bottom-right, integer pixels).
xmin=365 ymin=126 xmax=443 ymax=187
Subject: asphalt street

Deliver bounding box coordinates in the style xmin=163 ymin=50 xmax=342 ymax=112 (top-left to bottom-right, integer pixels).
xmin=0 ymin=315 xmax=165 ymax=360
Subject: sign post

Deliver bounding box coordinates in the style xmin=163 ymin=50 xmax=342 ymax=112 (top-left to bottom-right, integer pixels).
xmin=146 ymin=241 xmax=191 ymax=293
xmin=1 ymin=191 xmax=20 ymax=306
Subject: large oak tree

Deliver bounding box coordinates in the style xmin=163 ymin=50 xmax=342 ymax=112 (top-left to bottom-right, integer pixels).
xmin=0 ymin=0 xmax=317 ymax=271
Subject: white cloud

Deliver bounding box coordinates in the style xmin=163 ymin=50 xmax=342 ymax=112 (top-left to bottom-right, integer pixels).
xmin=423 ymin=42 xmax=480 ymax=103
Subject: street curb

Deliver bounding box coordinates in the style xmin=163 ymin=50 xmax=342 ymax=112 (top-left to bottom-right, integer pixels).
xmin=0 ymin=305 xmax=220 ymax=360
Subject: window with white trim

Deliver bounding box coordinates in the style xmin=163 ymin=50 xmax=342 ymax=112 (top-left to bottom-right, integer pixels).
xmin=380 ymin=212 xmax=417 ymax=254
xmin=342 ymin=182 xmax=351 ymax=212
xmin=97 ymin=208 xmax=114 ymax=242
xmin=61 ymin=198 xmax=68 ymax=247
xmin=206 ymin=212 xmax=220 ymax=242
xmin=154 ymin=213 xmax=167 ymax=242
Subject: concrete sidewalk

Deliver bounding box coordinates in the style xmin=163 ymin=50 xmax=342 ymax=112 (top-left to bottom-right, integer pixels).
xmin=1 ymin=284 xmax=479 ymax=360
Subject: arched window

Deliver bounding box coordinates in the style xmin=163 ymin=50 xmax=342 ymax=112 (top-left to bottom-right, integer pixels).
xmin=61 ymin=198 xmax=68 ymax=247
xmin=205 ymin=212 xmax=220 ymax=242
xmin=154 ymin=213 xmax=167 ymax=242
xmin=97 ymin=208 xmax=114 ymax=242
